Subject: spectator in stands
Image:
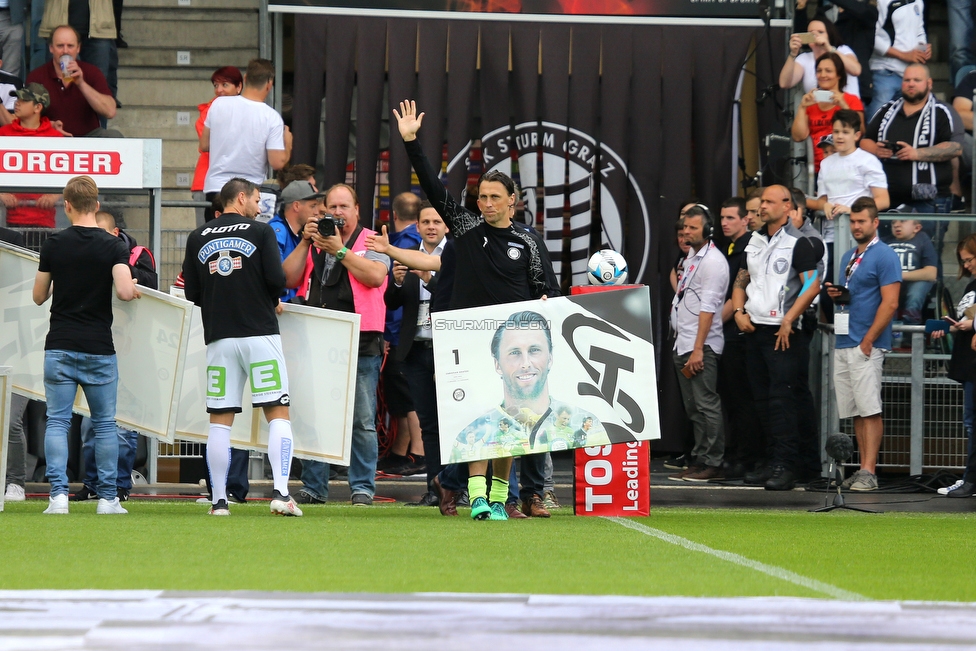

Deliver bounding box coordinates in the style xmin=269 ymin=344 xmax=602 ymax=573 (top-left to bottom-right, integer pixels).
xmin=884 ymin=219 xmax=937 ymax=325
xmin=283 ymin=183 xmax=390 ymax=507
xmin=269 ymin=180 xmax=322 ymax=303
xmin=191 ymin=66 xmax=244 ymax=227
xmin=745 ymin=188 xmax=762 ymax=231
xmin=39 ymin=1 xmax=118 ymax=101
xmin=71 ymin=209 xmax=157 ymax=503
xmin=275 ymin=164 xmax=317 ymax=192
xmin=0 ymin=54 xmax=22 ymax=126
xmin=814 ymin=109 xmax=889 ymax=279
xmin=1 ymin=226 xmax=29 ymax=503
xmin=732 ymin=185 xmax=823 ymax=491
xmin=0 ymin=0 xmax=25 ymax=78
xmin=33 ymin=175 xmax=140 ymax=515
xmin=865 ymin=0 xmax=930 ymax=121
xmin=862 ymin=64 xmax=960 ymax=247
xmin=718 ymin=197 xmax=761 ymax=478
xmin=951 ymin=71 xmax=976 ymax=194
xmin=830 ymin=0 xmax=879 ymax=108
xmin=933 ymin=234 xmax=976 ymax=497
xmin=948 ymin=0 xmax=975 ymax=88
xmin=26 ymin=26 xmax=118 ymax=137
xmin=779 ymin=15 xmax=862 ymax=98
xmin=377 ymin=192 xmax=426 ymax=477
xmin=792 ymin=52 xmax=865 ymax=176
xmin=0 ymin=84 xmax=64 ymax=229
xmin=668 ymin=205 xmax=728 ymax=482
xmin=200 ymin=58 xmax=291 ymax=222
xmin=826 ymin=197 xmax=901 ymax=492
xmin=381 ymin=202 xmax=450 ymax=504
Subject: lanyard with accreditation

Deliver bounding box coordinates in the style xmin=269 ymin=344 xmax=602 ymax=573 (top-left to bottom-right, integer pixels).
xmin=835 ymin=236 xmax=879 ymax=336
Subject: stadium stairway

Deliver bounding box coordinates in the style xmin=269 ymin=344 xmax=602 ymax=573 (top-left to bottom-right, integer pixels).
xmin=108 ymin=0 xmax=261 ymax=232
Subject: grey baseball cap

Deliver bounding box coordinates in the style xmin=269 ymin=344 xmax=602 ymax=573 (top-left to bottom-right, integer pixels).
xmin=279 ymin=180 xmax=323 ymax=205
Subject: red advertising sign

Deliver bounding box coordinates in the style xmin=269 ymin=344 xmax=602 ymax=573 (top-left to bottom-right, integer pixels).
xmin=574 ymin=441 xmax=649 ymax=516
xmin=0 ymin=137 xmax=149 ymax=189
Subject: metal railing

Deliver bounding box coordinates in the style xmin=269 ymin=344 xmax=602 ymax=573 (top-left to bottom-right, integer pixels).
xmin=818 ymin=324 xmax=967 ymax=474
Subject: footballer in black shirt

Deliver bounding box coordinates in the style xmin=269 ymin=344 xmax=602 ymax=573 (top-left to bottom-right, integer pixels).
xmin=394 ymin=100 xmax=558 ymax=521
xmin=181 ymin=178 xmax=301 ymax=517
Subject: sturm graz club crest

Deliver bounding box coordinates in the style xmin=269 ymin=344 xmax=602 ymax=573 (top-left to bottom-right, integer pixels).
xmin=458 ymin=121 xmax=650 ymax=285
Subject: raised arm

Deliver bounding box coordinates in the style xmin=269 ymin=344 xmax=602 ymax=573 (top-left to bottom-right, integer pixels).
xmin=365 ymin=225 xmax=441 ymax=271
xmin=394 ymin=100 xmax=479 ymax=237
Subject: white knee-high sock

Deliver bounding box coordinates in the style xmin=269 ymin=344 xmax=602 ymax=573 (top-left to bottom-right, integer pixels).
xmin=207 ymin=424 xmax=232 ymax=504
xmin=268 ymin=418 xmax=293 ymax=497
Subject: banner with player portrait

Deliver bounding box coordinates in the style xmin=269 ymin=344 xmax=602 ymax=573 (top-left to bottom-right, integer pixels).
xmin=433 ymin=286 xmax=658 ymax=463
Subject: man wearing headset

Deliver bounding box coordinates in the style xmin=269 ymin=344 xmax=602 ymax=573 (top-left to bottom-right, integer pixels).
xmin=668 ymin=204 xmax=729 ymax=483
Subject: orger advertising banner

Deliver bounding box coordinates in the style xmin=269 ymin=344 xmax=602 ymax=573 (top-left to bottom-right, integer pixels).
xmin=172 ymin=298 xmax=361 ymax=465
xmin=433 ymin=286 xmax=658 ymax=463
xmin=0 ymin=242 xmax=192 ymax=442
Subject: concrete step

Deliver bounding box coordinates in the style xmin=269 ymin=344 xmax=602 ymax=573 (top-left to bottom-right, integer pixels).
xmin=119 ymin=48 xmax=257 ymax=69
xmin=161 ymin=168 xmax=198 ymax=190
xmin=124 ymin=0 xmax=259 ymax=9
xmin=162 ymin=139 xmax=199 ymax=169
xmin=110 ymin=106 xmax=202 ymax=140
xmin=118 ymin=67 xmax=218 ymax=80
xmin=118 ymin=77 xmax=214 ymax=106
xmin=121 ymin=13 xmax=257 ymax=50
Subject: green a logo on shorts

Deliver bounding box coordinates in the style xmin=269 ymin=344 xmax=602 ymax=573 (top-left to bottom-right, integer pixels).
xmin=250 ymin=360 xmax=282 ymax=393
xmin=207 ymin=366 xmax=226 ymax=397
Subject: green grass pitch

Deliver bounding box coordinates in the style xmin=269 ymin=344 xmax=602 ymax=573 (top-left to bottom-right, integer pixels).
xmin=1 ymin=501 xmax=974 ymax=601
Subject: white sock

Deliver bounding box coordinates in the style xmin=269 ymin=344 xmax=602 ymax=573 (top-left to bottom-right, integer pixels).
xmin=268 ymin=418 xmax=293 ymax=497
xmin=207 ymin=424 xmax=232 ymax=504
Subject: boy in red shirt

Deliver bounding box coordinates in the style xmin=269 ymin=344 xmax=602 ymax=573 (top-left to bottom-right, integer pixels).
xmin=0 ymin=83 xmax=64 ymax=228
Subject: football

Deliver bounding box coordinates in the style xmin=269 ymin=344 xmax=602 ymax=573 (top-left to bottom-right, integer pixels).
xmin=586 ymin=249 xmax=629 ymax=285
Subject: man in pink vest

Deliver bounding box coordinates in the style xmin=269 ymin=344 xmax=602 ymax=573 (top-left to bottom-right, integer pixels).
xmin=283 ymin=183 xmax=390 ymax=506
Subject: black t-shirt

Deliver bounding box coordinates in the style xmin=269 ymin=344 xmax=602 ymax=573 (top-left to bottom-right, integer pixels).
xmin=67 ymin=0 xmax=91 ymax=37
xmin=38 ymin=225 xmax=129 ymax=355
xmin=182 ymin=213 xmax=284 ymax=344
xmin=884 ymin=231 xmax=938 ymax=273
xmin=404 ymin=139 xmax=557 ymax=310
xmin=949 ymin=279 xmax=976 ymax=384
xmin=722 ymin=233 xmax=751 ymax=337
xmin=865 ymin=101 xmax=955 ymax=204
xmin=953 ymin=70 xmax=976 ymax=127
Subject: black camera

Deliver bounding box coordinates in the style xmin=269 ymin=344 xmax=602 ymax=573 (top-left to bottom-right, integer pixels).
xmin=314 ymin=214 xmax=337 ymax=237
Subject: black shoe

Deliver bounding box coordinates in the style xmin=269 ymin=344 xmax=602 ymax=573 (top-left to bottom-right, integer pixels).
xmin=723 ymin=461 xmax=746 ymax=480
xmin=330 ymin=466 xmax=348 ymax=481
xmin=116 ymin=488 xmax=129 ymax=502
xmin=70 ymin=486 xmax=98 ymax=502
xmin=116 ymin=36 xmax=128 ymax=48
xmin=377 ymin=453 xmax=411 ymax=472
xmin=948 ymin=481 xmax=976 ymax=498
xmin=663 ymin=454 xmax=689 ymax=470
xmin=455 ymin=489 xmax=469 ymax=507
xmin=744 ymin=465 xmax=774 ymax=485
xmin=406 ymin=491 xmax=439 ymax=507
xmin=764 ymin=465 xmax=797 ymax=491
xmin=295 ymin=489 xmax=326 ymax=504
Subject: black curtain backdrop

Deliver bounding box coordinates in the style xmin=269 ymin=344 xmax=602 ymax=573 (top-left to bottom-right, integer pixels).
xmin=292 ymin=18 xmax=782 ymax=448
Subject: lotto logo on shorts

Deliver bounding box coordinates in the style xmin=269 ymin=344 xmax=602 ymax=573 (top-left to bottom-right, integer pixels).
xmin=207 ymin=366 xmax=226 ymax=397
xmin=250 ymin=360 xmax=282 ymax=393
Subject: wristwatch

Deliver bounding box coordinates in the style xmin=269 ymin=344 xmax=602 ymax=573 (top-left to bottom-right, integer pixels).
xmin=336 ymin=246 xmax=348 ymax=260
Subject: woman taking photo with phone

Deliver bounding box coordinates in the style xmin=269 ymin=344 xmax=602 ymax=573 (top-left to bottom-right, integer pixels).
xmin=791 ymin=51 xmax=865 ymax=174
xmin=779 ymin=15 xmax=862 ymax=97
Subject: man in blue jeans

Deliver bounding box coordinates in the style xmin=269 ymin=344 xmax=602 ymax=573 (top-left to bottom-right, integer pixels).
xmin=32 ymin=175 xmax=140 ymax=514
xmin=283 ymin=183 xmax=390 ymax=506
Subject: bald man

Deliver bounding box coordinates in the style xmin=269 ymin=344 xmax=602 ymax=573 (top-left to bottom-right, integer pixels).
xmin=730 ymin=185 xmax=824 ymax=491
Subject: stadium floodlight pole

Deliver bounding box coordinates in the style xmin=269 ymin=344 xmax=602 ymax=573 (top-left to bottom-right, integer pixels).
xmin=810 ymin=434 xmax=882 ymax=514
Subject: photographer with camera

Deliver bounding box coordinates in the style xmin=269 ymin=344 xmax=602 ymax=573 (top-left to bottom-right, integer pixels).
xmin=282 ymin=183 xmax=391 ymax=506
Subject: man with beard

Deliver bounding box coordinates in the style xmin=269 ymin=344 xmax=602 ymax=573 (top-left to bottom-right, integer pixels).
xmin=862 ymin=64 xmax=960 ymax=217
xmin=731 ymin=185 xmax=823 ymax=491
xmin=668 ymin=205 xmax=728 ymax=482
xmin=825 ymin=197 xmax=901 ymax=491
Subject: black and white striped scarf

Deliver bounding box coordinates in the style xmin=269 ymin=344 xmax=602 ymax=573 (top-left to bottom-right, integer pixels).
xmin=876 ymin=93 xmax=939 ymax=187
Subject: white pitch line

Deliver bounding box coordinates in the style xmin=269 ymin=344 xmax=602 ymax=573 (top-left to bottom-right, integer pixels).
xmin=605 ymin=517 xmax=867 ymax=601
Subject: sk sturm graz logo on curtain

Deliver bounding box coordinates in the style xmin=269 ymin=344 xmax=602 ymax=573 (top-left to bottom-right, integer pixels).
xmin=476 ymin=121 xmax=650 ymax=285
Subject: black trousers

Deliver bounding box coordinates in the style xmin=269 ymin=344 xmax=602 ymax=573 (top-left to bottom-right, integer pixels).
xmin=402 ymin=342 xmax=440 ymax=490
xmin=745 ymin=325 xmax=818 ymax=472
xmin=718 ymin=332 xmax=764 ymax=467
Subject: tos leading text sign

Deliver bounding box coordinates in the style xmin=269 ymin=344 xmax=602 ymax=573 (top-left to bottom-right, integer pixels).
xmin=574 ymin=442 xmax=650 ymax=516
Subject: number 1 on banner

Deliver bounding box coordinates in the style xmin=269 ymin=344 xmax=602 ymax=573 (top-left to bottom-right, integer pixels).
xmin=452 ymin=349 xmax=459 ymax=365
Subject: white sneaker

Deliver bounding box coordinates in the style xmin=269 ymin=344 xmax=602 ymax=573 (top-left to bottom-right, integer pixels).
xmin=938 ymin=479 xmax=965 ymax=496
xmin=43 ymin=494 xmax=69 ymax=514
xmin=4 ymin=484 xmax=26 ymax=502
xmin=270 ymin=496 xmax=303 ymax=517
xmin=96 ymin=497 xmax=128 ymax=514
